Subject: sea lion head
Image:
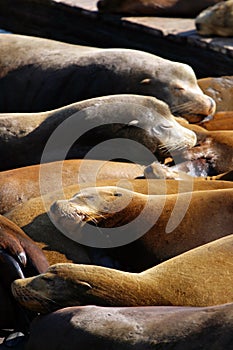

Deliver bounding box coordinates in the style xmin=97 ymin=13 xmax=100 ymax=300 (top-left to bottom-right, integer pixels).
xmin=49 ymin=186 xmax=145 ymax=236
xmin=195 ymin=0 xmax=233 ymax=37
xmin=11 ymin=264 xmax=93 ymax=313
xmin=124 ymin=96 xmax=197 ymax=153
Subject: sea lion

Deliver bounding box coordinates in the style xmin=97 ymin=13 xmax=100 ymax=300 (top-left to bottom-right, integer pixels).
xmin=198 ymin=76 xmax=233 ymax=111
xmin=11 ymin=234 xmax=233 ymax=312
xmin=176 ymin=118 xmax=233 ymax=174
xmin=0 ymin=34 xmax=215 ymax=123
xmin=0 ymin=216 xmax=49 ymax=330
xmin=97 ymin=0 xmax=222 ymax=17
xmin=0 ymin=94 xmax=197 ymax=170
xmin=6 ymin=180 xmax=233 ymax=269
xmin=196 ymin=0 xmax=233 ymax=37
xmin=0 ymin=159 xmax=145 ymax=214
xmin=201 ymin=111 xmax=233 ymax=130
xmin=0 ymin=215 xmax=49 ymax=275
xmin=49 ymin=186 xmax=233 ymax=269
xmin=25 ymin=304 xmax=233 ymax=350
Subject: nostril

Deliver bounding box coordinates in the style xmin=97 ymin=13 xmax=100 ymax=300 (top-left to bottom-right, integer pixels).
xmin=196 ymin=22 xmax=202 ymax=32
xmin=50 ymin=202 xmax=58 ymax=214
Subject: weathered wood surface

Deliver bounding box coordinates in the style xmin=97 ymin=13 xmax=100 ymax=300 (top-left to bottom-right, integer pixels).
xmin=0 ymin=0 xmax=233 ymax=77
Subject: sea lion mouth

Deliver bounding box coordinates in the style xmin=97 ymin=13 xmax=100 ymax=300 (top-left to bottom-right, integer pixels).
xmin=11 ymin=282 xmax=58 ymax=313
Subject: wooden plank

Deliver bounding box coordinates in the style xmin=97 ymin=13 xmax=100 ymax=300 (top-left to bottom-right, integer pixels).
xmin=0 ymin=0 xmax=232 ymax=77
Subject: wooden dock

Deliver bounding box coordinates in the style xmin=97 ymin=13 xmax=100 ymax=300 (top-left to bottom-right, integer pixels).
xmin=0 ymin=0 xmax=233 ymax=77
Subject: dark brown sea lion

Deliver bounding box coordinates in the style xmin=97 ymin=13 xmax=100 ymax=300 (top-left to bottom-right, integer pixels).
xmin=0 ymin=216 xmax=49 ymax=330
xmin=0 ymin=94 xmax=197 ymax=170
xmin=11 ymin=234 xmax=233 ymax=312
xmin=176 ymin=118 xmax=233 ymax=174
xmin=5 ymin=179 xmax=233 ymax=269
xmin=198 ymin=76 xmax=233 ymax=111
xmin=196 ymin=0 xmax=233 ymax=37
xmin=25 ymin=303 xmax=233 ymax=350
xmin=49 ymin=186 xmax=233 ymax=269
xmin=0 ymin=34 xmax=215 ymax=123
xmin=97 ymin=0 xmax=222 ymax=17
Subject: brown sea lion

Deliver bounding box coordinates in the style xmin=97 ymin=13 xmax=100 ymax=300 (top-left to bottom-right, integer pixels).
xmin=25 ymin=303 xmax=233 ymax=350
xmin=5 ymin=179 xmax=233 ymax=269
xmin=198 ymin=76 xmax=233 ymax=111
xmin=201 ymin=111 xmax=233 ymax=130
xmin=0 ymin=34 xmax=215 ymax=123
xmin=0 ymin=216 xmax=49 ymax=330
xmin=196 ymin=0 xmax=233 ymax=37
xmin=176 ymin=118 xmax=233 ymax=174
xmin=49 ymin=186 xmax=233 ymax=269
xmin=11 ymin=234 xmax=233 ymax=312
xmin=0 ymin=94 xmax=197 ymax=170
xmin=97 ymin=0 xmax=222 ymax=17
xmin=0 ymin=159 xmax=145 ymax=214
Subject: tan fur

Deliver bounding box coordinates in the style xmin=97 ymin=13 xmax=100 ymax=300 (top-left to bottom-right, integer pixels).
xmin=5 ymin=179 xmax=233 ymax=268
xmin=49 ymin=186 xmax=233 ymax=269
xmin=196 ymin=0 xmax=233 ymax=37
xmin=12 ymin=235 xmax=233 ymax=312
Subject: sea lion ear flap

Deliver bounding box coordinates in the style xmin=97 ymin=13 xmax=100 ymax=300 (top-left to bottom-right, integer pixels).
xmin=128 ymin=120 xmax=139 ymax=126
xmin=140 ymin=78 xmax=152 ymax=85
xmin=75 ymin=280 xmax=92 ymax=292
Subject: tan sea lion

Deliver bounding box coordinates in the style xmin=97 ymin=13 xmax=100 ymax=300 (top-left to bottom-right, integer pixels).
xmin=196 ymin=0 xmax=233 ymax=37
xmin=97 ymin=0 xmax=222 ymax=17
xmin=25 ymin=304 xmax=233 ymax=350
xmin=49 ymin=186 xmax=233 ymax=269
xmin=0 ymin=94 xmax=197 ymax=170
xmin=198 ymin=76 xmax=233 ymax=111
xmin=11 ymin=234 xmax=233 ymax=312
xmin=0 ymin=159 xmax=145 ymax=214
xmin=5 ymin=179 xmax=233 ymax=269
xmin=201 ymin=111 xmax=233 ymax=130
xmin=0 ymin=34 xmax=215 ymax=123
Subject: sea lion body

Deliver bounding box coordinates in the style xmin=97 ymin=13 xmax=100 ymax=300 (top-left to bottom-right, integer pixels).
xmin=0 ymin=34 xmax=215 ymax=123
xmin=0 ymin=216 xmax=49 ymax=330
xmin=0 ymin=94 xmax=197 ymax=170
xmin=11 ymin=234 xmax=233 ymax=311
xmin=201 ymin=111 xmax=233 ymax=131
xmin=0 ymin=159 xmax=145 ymax=214
xmin=97 ymin=0 xmax=222 ymax=17
xmin=25 ymin=304 xmax=233 ymax=350
xmin=50 ymin=186 xmax=233 ymax=269
xmin=5 ymin=180 xmax=233 ymax=268
xmin=196 ymin=0 xmax=233 ymax=37
xmin=198 ymin=76 xmax=233 ymax=111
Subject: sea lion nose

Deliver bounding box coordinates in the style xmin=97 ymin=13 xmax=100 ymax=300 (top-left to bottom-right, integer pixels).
xmin=208 ymin=96 xmax=216 ymax=115
xmin=195 ymin=22 xmax=202 ymax=31
xmin=97 ymin=0 xmax=105 ymax=10
xmin=50 ymin=202 xmax=59 ymax=215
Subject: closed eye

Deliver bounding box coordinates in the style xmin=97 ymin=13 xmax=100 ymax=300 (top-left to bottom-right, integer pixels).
xmin=161 ymin=124 xmax=173 ymax=129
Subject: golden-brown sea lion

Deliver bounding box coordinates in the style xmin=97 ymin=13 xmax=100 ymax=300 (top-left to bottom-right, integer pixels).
xmin=0 ymin=94 xmax=198 ymax=170
xmin=0 ymin=159 xmax=144 ymax=214
xmin=201 ymin=111 xmax=233 ymax=130
xmin=11 ymin=234 xmax=233 ymax=312
xmin=49 ymin=186 xmax=233 ymax=269
xmin=25 ymin=304 xmax=233 ymax=350
xmin=198 ymin=76 xmax=233 ymax=111
xmin=196 ymin=0 xmax=233 ymax=37
xmin=97 ymin=0 xmax=222 ymax=17
xmin=6 ymin=179 xmax=233 ymax=269
xmin=0 ymin=34 xmax=215 ymax=123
